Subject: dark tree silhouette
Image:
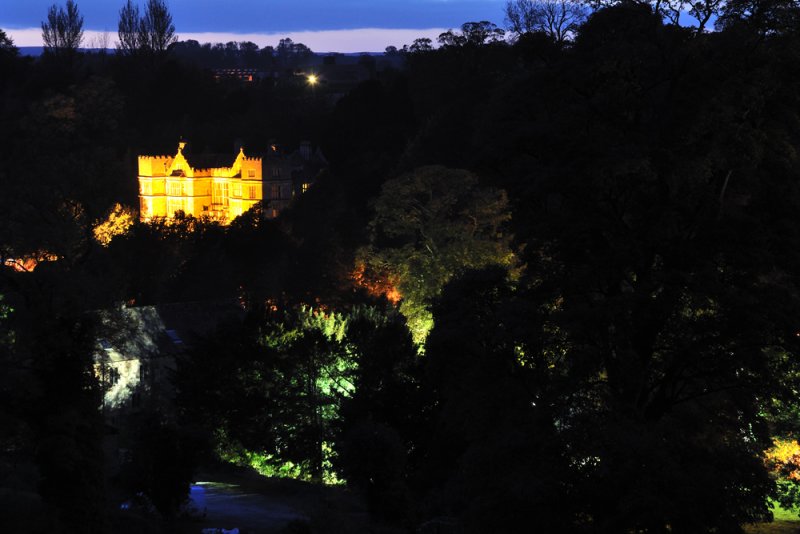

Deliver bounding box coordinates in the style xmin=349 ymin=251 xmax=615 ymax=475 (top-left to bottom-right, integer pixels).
xmin=41 ymin=0 xmax=84 ymax=55
xmin=139 ymin=0 xmax=177 ymax=54
xmin=438 ymin=21 xmax=506 ymax=47
xmin=116 ymin=0 xmax=140 ymax=55
xmin=504 ymin=0 xmax=587 ymax=42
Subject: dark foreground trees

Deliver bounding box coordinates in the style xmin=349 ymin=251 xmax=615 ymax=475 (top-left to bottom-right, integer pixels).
xmin=411 ymin=3 xmax=800 ymax=532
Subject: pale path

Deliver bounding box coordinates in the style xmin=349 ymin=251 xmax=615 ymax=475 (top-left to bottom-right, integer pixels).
xmin=187 ymin=481 xmax=308 ymax=534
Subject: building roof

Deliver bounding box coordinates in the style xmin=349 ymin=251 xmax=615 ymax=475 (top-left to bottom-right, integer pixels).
xmin=183 ymin=152 xmax=239 ymax=171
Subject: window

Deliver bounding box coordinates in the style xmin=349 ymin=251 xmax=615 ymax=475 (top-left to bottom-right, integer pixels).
xmin=169 ymin=182 xmax=181 ymax=196
xmin=168 ymin=199 xmax=186 ymax=216
xmin=248 ymin=185 xmax=257 ymax=199
xmin=213 ymin=182 xmax=230 ymax=206
xmin=270 ymin=184 xmax=280 ymax=199
xmin=248 ymin=169 xmax=255 ymax=178
xmin=140 ymin=198 xmax=149 ymax=216
xmin=272 ymin=167 xmax=281 ymax=177
xmin=140 ymin=181 xmax=151 ymax=195
xmin=233 ymin=184 xmax=242 ymax=197
xmin=302 ymin=183 xmax=311 ymax=193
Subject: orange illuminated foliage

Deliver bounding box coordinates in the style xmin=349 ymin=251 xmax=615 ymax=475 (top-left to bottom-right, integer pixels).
xmin=3 ymin=251 xmax=59 ymax=272
xmin=766 ymin=438 xmax=800 ymax=481
xmin=351 ymin=262 xmax=401 ymax=304
xmin=93 ymin=203 xmax=135 ymax=246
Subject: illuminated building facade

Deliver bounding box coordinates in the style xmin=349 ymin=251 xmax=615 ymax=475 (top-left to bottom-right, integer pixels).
xmin=138 ymin=141 xmax=263 ymax=223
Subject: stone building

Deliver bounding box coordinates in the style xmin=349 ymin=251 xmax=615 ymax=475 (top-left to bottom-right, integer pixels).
xmin=262 ymin=141 xmax=328 ymax=218
xmin=138 ymin=140 xmax=327 ymax=222
xmin=138 ymin=141 xmax=263 ymax=224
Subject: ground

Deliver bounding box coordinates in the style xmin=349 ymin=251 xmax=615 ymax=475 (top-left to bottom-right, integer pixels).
xmin=166 ymin=464 xmax=403 ymax=534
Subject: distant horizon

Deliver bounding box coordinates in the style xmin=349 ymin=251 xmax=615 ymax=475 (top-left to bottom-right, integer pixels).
xmin=1 ymin=0 xmax=506 ymax=53
xmin=4 ymin=27 xmax=452 ymax=54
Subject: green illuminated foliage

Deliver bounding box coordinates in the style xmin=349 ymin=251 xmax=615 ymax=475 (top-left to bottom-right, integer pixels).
xmin=177 ymin=306 xmax=358 ymax=483
xmin=361 ymin=165 xmax=516 ymax=343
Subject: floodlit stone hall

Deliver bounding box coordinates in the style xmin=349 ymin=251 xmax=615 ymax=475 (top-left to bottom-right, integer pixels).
xmin=138 ymin=141 xmax=263 ymax=223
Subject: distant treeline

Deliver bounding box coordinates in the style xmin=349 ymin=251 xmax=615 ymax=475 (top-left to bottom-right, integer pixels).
xmin=168 ymin=37 xmax=314 ymax=70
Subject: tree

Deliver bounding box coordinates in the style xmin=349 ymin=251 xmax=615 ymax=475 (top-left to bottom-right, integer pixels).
xmin=468 ymin=2 xmax=800 ymax=529
xmin=439 ymin=21 xmax=506 ymax=48
xmin=117 ymin=413 xmax=195 ymax=518
xmin=580 ymin=0 xmax=731 ymax=27
xmin=335 ymin=310 xmax=421 ymax=522
xmin=41 ymin=0 xmax=84 ymax=56
xmin=408 ymin=37 xmax=433 ymax=53
xmin=504 ymin=0 xmax=587 ymax=43
xmin=176 ymin=307 xmax=353 ymax=483
xmin=360 ymin=166 xmax=516 ymax=342
xmin=139 ymin=0 xmax=177 ymax=54
xmin=116 ymin=0 xmax=141 ymax=55
xmin=462 ymin=21 xmax=507 ymax=45
xmin=716 ymin=0 xmax=800 ymax=34
xmin=239 ymin=40 xmax=259 ymax=65
xmin=688 ymin=0 xmax=725 ymax=32
xmin=437 ymin=29 xmax=466 ymax=48
xmin=419 ymin=268 xmax=571 ymax=532
xmin=0 ymin=29 xmax=17 ymax=56
xmin=0 ymin=28 xmax=20 ymax=87
xmin=275 ymin=37 xmax=313 ymax=68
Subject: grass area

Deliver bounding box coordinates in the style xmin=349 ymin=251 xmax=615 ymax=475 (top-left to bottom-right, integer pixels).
xmin=745 ymin=502 xmax=800 ymax=534
xmin=773 ymin=505 xmax=800 ymax=523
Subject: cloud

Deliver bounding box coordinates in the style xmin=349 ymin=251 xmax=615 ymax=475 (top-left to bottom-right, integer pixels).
xmin=6 ymin=27 xmax=448 ymax=53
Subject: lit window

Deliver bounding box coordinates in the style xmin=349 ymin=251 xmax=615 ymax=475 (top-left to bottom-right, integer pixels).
xmin=302 ymin=183 xmax=310 ymax=193
xmin=213 ymin=183 xmax=230 ymax=206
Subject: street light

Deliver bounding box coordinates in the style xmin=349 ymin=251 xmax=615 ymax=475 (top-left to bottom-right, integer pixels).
xmin=307 ymin=74 xmax=318 ymax=86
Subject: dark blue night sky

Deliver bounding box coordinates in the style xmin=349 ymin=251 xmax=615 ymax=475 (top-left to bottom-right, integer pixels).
xmin=2 ymin=0 xmax=507 ymax=32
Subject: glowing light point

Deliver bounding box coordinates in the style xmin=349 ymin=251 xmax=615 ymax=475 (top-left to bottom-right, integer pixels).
xmin=307 ymin=74 xmax=318 ymax=86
